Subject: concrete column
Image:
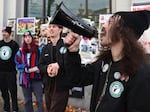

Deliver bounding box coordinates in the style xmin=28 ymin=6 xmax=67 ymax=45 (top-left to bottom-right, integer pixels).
xmin=0 ymin=0 xmax=4 ymax=40
xmin=0 ymin=0 xmax=24 ymax=40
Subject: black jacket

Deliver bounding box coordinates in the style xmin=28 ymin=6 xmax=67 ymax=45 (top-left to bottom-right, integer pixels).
xmin=65 ymin=52 xmax=150 ymax=112
xmin=39 ymin=39 xmax=73 ymax=91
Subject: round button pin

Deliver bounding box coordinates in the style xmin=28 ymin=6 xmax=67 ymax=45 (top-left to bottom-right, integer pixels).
xmin=102 ymin=64 xmax=109 ymax=72
xmin=114 ymin=72 xmax=121 ymax=80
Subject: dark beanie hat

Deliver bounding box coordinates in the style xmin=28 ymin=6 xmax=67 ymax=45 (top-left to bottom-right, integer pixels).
xmin=2 ymin=26 xmax=12 ymax=34
xmin=23 ymin=30 xmax=33 ymax=38
xmin=114 ymin=10 xmax=150 ymax=39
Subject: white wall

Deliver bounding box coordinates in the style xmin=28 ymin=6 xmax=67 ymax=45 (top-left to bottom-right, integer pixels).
xmin=0 ymin=0 xmax=24 ymax=40
xmin=111 ymin=0 xmax=150 ymax=13
xmin=131 ymin=0 xmax=150 ymax=4
xmin=111 ymin=0 xmax=131 ymax=13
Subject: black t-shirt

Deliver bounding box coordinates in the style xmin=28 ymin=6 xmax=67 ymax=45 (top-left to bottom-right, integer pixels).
xmin=0 ymin=40 xmax=19 ymax=72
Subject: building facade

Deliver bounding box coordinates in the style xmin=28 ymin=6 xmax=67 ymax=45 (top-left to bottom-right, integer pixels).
xmin=0 ymin=0 xmax=149 ymax=110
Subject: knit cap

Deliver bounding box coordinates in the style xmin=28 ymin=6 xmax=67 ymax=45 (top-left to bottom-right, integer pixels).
xmin=2 ymin=26 xmax=12 ymax=34
xmin=114 ymin=10 xmax=150 ymax=39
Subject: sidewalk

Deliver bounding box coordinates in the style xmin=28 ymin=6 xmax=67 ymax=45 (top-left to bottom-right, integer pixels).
xmin=0 ymin=97 xmax=46 ymax=112
xmin=0 ymin=97 xmax=24 ymax=112
xmin=0 ymin=97 xmax=88 ymax=112
xmin=0 ymin=76 xmax=89 ymax=112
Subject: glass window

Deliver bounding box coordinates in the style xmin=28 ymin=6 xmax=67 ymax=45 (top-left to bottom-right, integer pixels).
xmin=25 ymin=0 xmax=109 ymax=16
xmin=25 ymin=0 xmax=109 ymax=26
xmin=27 ymin=0 xmax=47 ymax=18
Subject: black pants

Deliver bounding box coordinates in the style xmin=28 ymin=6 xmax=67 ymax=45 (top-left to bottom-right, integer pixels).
xmin=0 ymin=75 xmax=10 ymax=111
xmin=44 ymin=81 xmax=69 ymax=112
xmin=0 ymin=72 xmax=18 ymax=111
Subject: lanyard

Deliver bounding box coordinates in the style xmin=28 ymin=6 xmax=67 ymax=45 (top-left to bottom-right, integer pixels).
xmin=95 ymin=61 xmax=112 ymax=112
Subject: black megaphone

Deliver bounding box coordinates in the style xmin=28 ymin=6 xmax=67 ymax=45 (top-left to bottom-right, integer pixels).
xmin=50 ymin=2 xmax=97 ymax=38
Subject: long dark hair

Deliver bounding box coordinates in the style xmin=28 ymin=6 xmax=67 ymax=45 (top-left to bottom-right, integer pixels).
xmin=98 ymin=16 xmax=146 ymax=76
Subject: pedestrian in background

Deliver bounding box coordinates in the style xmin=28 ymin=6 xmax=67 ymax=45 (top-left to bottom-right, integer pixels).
xmin=14 ymin=30 xmax=44 ymax=112
xmin=61 ymin=10 xmax=150 ymax=112
xmin=0 ymin=26 xmax=19 ymax=112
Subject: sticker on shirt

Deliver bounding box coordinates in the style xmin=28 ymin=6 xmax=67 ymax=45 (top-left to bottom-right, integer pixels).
xmin=0 ymin=46 xmax=12 ymax=60
xmin=109 ymin=81 xmax=124 ymax=98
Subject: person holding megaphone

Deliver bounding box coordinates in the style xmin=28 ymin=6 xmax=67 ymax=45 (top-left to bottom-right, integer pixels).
xmin=49 ymin=10 xmax=150 ymax=112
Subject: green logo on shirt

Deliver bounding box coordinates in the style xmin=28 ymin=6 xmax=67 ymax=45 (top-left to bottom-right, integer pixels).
xmin=109 ymin=81 xmax=124 ymax=98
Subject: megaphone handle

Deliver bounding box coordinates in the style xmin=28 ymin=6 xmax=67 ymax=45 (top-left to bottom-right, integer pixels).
xmin=59 ymin=35 xmax=83 ymax=54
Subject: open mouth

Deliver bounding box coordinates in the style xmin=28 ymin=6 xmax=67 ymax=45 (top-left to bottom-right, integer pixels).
xmin=100 ymin=29 xmax=106 ymax=37
xmin=100 ymin=26 xmax=106 ymax=36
